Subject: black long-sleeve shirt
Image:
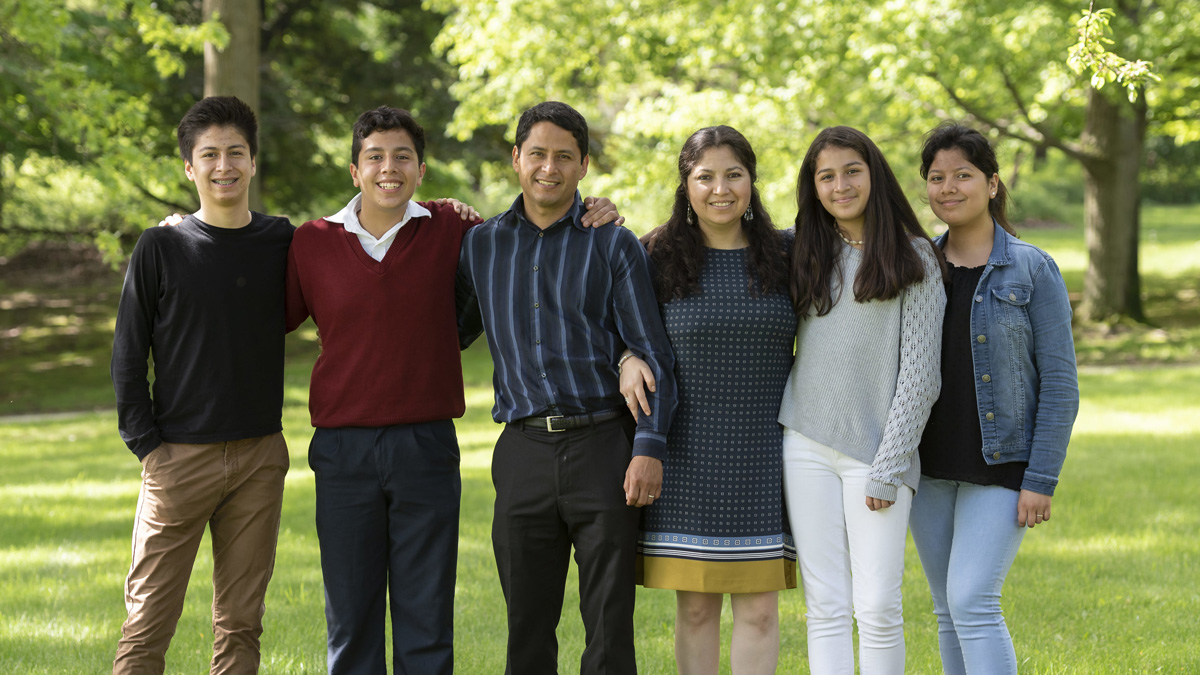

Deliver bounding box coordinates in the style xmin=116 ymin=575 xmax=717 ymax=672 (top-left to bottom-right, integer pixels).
xmin=111 ymin=213 xmax=294 ymax=459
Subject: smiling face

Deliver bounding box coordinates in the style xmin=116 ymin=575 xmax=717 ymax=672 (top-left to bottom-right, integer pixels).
xmin=184 ymin=125 xmax=256 ymax=211
xmin=813 ymin=145 xmax=871 ymax=236
xmin=350 ymin=128 xmax=426 ymax=228
xmin=512 ymin=121 xmax=588 ymax=227
xmin=925 ymin=147 xmax=998 ymax=232
xmin=687 ymin=145 xmax=751 ymax=243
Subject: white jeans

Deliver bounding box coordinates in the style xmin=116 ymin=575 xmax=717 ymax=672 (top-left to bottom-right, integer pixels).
xmin=782 ymin=428 xmax=912 ymax=675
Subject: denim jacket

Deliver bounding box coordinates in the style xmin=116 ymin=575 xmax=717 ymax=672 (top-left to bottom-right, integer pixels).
xmin=934 ymin=222 xmax=1079 ymax=495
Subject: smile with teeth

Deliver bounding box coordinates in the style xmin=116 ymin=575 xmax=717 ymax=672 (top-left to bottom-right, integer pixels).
xmin=710 ymin=201 xmax=734 ymax=207
xmin=377 ymin=182 xmax=402 ymax=190
xmin=535 ymin=179 xmax=559 ymax=188
xmin=213 ymin=178 xmax=237 ymax=186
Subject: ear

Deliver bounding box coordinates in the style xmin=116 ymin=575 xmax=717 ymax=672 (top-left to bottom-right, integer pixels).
xmin=349 ymin=162 xmax=362 ymax=189
xmin=417 ymin=162 xmax=426 ymax=186
xmin=511 ymin=145 xmax=520 ymax=171
xmin=184 ymin=159 xmax=196 ymax=183
xmin=580 ymin=154 xmax=589 ymax=180
xmin=989 ymin=173 xmax=1000 ymax=196
xmin=250 ymin=157 xmax=256 ymax=177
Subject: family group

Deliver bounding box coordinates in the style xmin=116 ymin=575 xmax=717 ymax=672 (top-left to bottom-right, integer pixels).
xmin=108 ymin=95 xmax=1078 ymax=675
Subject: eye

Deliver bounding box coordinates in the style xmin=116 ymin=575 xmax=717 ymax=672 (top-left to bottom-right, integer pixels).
xmin=368 ymin=154 xmax=383 ymax=161
xmin=928 ymin=175 xmax=942 ymax=183
xmin=729 ymin=172 xmax=743 ymax=179
xmin=957 ymin=172 xmax=971 ymax=180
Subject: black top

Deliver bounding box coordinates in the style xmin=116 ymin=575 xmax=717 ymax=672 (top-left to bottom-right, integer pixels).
xmin=111 ymin=212 xmax=294 ymax=459
xmin=919 ymin=262 xmax=1026 ymax=490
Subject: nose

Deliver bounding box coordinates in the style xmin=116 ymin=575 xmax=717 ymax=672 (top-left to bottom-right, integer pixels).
xmin=713 ymin=178 xmax=729 ymax=194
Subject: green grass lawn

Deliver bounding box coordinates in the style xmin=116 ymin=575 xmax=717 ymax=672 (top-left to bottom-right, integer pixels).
xmin=1 ymin=204 xmax=1199 ymax=672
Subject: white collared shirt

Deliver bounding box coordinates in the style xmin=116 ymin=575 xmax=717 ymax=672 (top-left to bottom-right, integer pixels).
xmin=326 ymin=194 xmax=432 ymax=262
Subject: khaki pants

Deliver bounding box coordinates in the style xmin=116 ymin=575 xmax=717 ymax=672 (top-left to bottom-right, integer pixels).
xmin=112 ymin=432 xmax=289 ymax=675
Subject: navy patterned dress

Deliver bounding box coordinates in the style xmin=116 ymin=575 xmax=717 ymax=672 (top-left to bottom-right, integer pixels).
xmin=637 ymin=245 xmax=797 ymax=593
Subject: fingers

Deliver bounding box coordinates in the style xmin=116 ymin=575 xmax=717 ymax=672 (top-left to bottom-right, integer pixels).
xmin=623 ymin=394 xmax=640 ymax=422
xmin=634 ymin=386 xmax=651 ymax=417
xmin=865 ymin=497 xmax=895 ymax=511
xmin=614 ymin=216 xmax=626 ymax=228
xmin=624 ymin=457 xmax=663 ymax=507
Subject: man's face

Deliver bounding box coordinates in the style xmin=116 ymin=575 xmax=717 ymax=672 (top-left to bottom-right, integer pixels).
xmin=512 ymin=121 xmax=588 ymax=216
xmin=350 ymin=128 xmax=426 ymax=222
xmin=184 ymin=125 xmax=256 ymax=208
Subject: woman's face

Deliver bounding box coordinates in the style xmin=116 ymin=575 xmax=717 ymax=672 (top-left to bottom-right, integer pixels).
xmin=686 ymin=145 xmax=752 ymax=236
xmin=814 ymin=145 xmax=870 ymax=233
xmin=925 ymin=147 xmax=998 ymax=231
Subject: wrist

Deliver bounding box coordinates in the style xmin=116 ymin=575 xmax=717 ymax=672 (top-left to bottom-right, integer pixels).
xmin=617 ymin=351 xmax=636 ymax=373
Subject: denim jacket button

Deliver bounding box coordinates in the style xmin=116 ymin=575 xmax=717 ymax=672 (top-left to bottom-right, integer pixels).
xmin=975 ymin=295 xmax=983 ymax=302
xmin=985 ymin=412 xmax=995 ymax=421
xmin=981 ymin=374 xmax=991 ymax=382
xmin=977 ymin=334 xmax=987 ymax=343
xmin=1009 ymin=292 xmax=1017 ymax=301
xmin=993 ymin=452 xmax=1001 ymax=460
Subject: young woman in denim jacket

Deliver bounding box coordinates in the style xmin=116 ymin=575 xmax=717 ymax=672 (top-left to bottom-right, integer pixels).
xmin=910 ymin=123 xmax=1079 ymax=675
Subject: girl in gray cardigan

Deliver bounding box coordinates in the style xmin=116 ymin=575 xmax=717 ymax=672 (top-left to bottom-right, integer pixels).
xmin=780 ymin=126 xmax=946 ymax=675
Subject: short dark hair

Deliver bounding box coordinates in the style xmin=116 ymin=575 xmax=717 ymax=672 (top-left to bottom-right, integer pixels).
xmin=920 ymin=122 xmax=1015 ymax=236
xmin=177 ymin=96 xmax=258 ymax=162
xmin=514 ymin=101 xmax=589 ymax=160
xmin=351 ymin=106 xmax=426 ymax=166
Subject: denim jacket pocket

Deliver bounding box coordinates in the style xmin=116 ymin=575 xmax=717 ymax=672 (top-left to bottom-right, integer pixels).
xmin=991 ymin=284 xmax=1032 ymax=332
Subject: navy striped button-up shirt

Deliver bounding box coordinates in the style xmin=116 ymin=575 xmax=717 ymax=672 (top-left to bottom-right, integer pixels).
xmin=458 ymin=193 xmax=676 ymax=460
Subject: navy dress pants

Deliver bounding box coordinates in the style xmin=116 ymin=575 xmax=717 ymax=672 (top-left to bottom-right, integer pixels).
xmin=491 ymin=416 xmax=640 ymax=675
xmin=309 ymin=421 xmax=461 ymax=675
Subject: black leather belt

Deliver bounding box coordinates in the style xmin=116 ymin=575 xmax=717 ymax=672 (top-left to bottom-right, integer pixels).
xmin=518 ymin=407 xmax=627 ymax=433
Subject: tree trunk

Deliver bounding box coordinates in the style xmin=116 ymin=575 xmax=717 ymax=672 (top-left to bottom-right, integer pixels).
xmin=1078 ymin=86 xmax=1146 ymax=323
xmin=203 ymin=0 xmax=262 ymax=212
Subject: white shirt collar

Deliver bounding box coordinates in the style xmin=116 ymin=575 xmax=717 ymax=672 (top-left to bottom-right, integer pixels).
xmin=327 ymin=194 xmax=432 ymax=261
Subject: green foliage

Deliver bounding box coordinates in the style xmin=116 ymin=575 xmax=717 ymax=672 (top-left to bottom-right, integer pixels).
xmin=1067 ymin=5 xmax=1159 ymax=102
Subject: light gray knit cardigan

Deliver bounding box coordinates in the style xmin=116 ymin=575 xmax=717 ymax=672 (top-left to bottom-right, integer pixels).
xmin=779 ymin=239 xmax=946 ymax=501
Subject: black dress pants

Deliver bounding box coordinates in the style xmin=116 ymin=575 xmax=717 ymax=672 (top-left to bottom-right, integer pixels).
xmin=491 ymin=416 xmax=640 ymax=675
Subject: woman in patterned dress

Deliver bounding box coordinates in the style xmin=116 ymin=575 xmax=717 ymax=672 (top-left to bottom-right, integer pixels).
xmin=620 ymin=125 xmax=795 ymax=674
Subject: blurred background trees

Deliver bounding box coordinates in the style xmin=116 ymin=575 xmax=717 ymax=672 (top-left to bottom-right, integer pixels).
xmin=1 ymin=0 xmax=1196 ymax=323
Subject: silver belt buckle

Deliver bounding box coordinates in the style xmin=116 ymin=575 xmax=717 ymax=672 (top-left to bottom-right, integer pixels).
xmin=544 ymin=415 xmax=565 ymax=432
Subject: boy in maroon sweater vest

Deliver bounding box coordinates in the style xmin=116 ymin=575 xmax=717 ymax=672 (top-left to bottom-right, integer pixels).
xmin=284 ymin=107 xmax=620 ymax=674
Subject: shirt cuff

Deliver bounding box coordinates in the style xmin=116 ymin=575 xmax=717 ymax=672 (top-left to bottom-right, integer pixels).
xmin=631 ymin=432 xmax=668 ymax=462
xmin=129 ymin=430 xmax=163 ymax=461
xmin=865 ymin=479 xmax=899 ymax=502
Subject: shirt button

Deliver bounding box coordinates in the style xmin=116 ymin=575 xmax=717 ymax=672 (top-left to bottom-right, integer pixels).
xmin=533 ymin=265 xmax=539 ymax=271
xmin=985 ymin=412 xmax=995 ymax=421
xmin=535 ymin=339 xmax=541 ymax=345
xmin=981 ymin=374 xmax=991 ymax=383
xmin=534 ymin=302 xmax=539 ymax=308
xmin=1009 ymin=292 xmax=1017 ymax=301
xmin=977 ymin=335 xmax=987 ymax=343
xmin=975 ymin=295 xmax=983 ymax=302
xmin=993 ymin=452 xmax=1001 ymax=460
xmin=538 ymin=232 xmax=544 ymax=238
xmin=540 ymin=373 xmax=546 ymax=378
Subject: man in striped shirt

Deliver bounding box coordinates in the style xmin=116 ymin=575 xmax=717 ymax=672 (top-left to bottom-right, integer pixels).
xmin=458 ymin=101 xmax=677 ymax=674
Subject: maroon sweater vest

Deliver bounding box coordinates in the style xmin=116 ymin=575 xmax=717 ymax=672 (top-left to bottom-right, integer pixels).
xmin=285 ymin=201 xmax=478 ymax=428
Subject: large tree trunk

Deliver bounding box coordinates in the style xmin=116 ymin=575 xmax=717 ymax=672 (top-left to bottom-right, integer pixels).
xmin=1078 ymin=86 xmax=1147 ymax=323
xmin=203 ymin=0 xmax=262 ymax=212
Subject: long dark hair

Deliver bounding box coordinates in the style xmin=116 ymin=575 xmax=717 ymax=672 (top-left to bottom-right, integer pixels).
xmin=920 ymin=122 xmax=1017 ymax=236
xmin=643 ymin=125 xmax=789 ymax=303
xmin=791 ymin=126 xmax=940 ymax=317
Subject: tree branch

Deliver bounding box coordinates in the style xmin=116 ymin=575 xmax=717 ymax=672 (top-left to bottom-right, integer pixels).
xmin=927 ymin=70 xmax=1095 ymax=163
xmin=133 ymin=184 xmax=196 ymax=215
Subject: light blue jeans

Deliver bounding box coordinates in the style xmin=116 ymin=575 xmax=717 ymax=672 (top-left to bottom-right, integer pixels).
xmin=909 ymin=478 xmax=1026 ymax=675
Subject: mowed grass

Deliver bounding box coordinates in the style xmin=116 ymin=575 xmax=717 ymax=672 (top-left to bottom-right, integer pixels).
xmin=1 ymin=203 xmax=1198 ymax=672
xmin=3 ymin=359 xmax=1199 ymax=672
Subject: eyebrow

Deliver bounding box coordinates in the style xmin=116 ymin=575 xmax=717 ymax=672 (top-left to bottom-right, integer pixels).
xmin=363 ymin=144 xmax=415 ymax=154
xmin=196 ymin=143 xmax=248 ymax=152
xmin=525 ymin=145 xmax=577 ymax=157
xmin=816 ymin=160 xmax=864 ymax=173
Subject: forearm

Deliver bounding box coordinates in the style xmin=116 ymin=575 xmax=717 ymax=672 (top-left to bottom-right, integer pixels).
xmin=868 ymin=269 xmax=947 ymax=498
